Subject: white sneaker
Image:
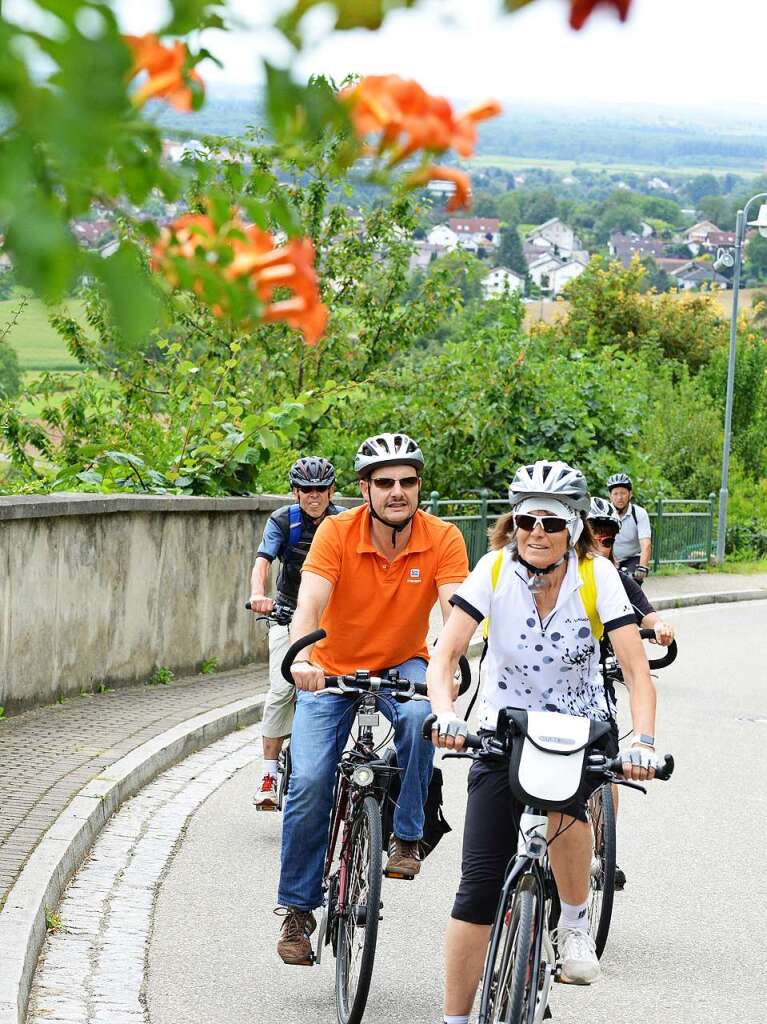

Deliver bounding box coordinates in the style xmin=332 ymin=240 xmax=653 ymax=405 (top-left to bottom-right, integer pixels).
xmin=558 ymin=927 xmax=600 ymax=985
xmin=253 ymin=773 xmax=278 ymax=811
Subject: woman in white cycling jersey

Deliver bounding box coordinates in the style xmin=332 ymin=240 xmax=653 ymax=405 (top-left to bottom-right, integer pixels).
xmin=426 ymin=460 xmax=660 ymax=1024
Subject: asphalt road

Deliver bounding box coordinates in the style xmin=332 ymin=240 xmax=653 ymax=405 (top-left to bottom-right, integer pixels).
xmin=147 ymin=602 xmax=766 ymax=1024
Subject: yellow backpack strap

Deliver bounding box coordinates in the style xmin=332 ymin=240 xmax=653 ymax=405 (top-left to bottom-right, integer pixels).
xmin=578 ymin=556 xmax=604 ymax=641
xmin=482 ymin=549 xmax=505 ymax=640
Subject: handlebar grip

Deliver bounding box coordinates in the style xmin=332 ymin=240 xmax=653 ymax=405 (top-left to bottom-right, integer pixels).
xmin=608 ymin=752 xmax=674 ymax=780
xmin=457 ymin=655 xmax=472 ymax=696
xmin=281 ymin=629 xmax=327 ymax=684
xmin=638 ymin=628 xmax=678 ymax=670
xmin=245 ymin=601 xmax=251 ymax=610
xmin=648 ymin=639 xmax=678 ymax=670
xmin=421 ymin=712 xmax=482 ymax=748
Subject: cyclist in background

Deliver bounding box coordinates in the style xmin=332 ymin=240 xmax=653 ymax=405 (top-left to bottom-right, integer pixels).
xmin=275 ymin=433 xmax=469 ymax=966
xmin=607 ymin=472 xmax=652 ymax=586
xmin=248 ymin=457 xmax=344 ymax=810
xmin=588 ymin=497 xmax=674 ymax=646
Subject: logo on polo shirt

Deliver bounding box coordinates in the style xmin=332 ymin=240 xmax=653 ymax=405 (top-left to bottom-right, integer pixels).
xmin=408 ymin=568 xmax=421 ymax=583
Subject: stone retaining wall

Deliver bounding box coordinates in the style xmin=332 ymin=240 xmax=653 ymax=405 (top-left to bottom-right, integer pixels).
xmin=0 ymin=494 xmax=358 ymax=713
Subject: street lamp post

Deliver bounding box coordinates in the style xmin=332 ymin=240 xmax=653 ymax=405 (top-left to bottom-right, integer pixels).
xmin=713 ymin=192 xmax=767 ymax=562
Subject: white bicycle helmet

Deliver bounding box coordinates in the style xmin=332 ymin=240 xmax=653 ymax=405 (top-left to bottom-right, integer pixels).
xmin=587 ymin=496 xmax=621 ymax=530
xmin=354 ymin=433 xmax=425 ymax=479
xmin=509 ymin=460 xmax=591 ymax=515
xmin=607 ymin=472 xmax=632 ymax=491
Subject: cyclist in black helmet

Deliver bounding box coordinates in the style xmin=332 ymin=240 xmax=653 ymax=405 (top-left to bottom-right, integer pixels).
xmin=248 ymin=457 xmax=344 ymax=810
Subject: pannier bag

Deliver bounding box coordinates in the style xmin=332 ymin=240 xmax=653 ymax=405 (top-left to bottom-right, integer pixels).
xmin=381 ymin=753 xmax=451 ymax=859
xmin=499 ymin=708 xmax=612 ymax=811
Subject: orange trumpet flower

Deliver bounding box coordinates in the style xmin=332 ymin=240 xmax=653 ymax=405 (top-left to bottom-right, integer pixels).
xmin=124 ymin=33 xmax=203 ymax=112
xmin=153 ymin=213 xmax=328 ymax=347
xmin=341 ymin=76 xmax=501 ymax=166
xmin=569 ymin=0 xmax=631 ymax=30
xmin=407 ymin=165 xmax=472 ymax=213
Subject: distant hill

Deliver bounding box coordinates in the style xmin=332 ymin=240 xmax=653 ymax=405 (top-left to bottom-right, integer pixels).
xmin=153 ymin=88 xmax=767 ymax=174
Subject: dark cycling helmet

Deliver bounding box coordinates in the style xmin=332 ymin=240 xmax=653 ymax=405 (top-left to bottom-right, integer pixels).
xmin=587 ymin=496 xmax=621 ymax=530
xmin=508 ymin=460 xmax=590 ymax=515
xmin=289 ymin=456 xmax=336 ymax=489
xmin=607 ymin=472 xmax=632 ymax=491
xmin=354 ymin=433 xmax=425 ymax=479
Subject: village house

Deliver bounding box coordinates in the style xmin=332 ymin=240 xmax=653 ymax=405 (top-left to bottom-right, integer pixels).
xmin=669 ymin=261 xmax=729 ymax=291
xmin=608 ymin=232 xmax=666 ymax=267
xmin=409 ymin=241 xmax=448 ymax=271
xmin=426 ymin=224 xmax=459 ymax=251
xmin=481 ymin=267 xmax=525 ymax=299
xmin=447 ymin=217 xmax=501 ymax=249
xmin=525 ymin=218 xmax=588 ymax=261
xmin=681 ymin=220 xmax=720 ymax=253
xmin=528 ymin=252 xmax=588 ymax=295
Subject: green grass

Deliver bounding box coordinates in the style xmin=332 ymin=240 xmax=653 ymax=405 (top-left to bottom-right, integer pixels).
xmin=0 ymin=290 xmax=83 ymax=371
xmin=470 ymin=154 xmax=763 ymax=179
xmin=654 ymin=558 xmax=767 ymax=576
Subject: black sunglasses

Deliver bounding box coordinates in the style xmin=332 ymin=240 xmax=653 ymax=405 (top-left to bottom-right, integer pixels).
xmin=513 ymin=513 xmax=569 ymax=534
xmin=370 ymin=476 xmax=421 ymax=491
xmin=297 ymin=485 xmax=330 ymax=494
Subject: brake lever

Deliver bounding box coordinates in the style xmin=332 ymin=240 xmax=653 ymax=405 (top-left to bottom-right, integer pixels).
xmin=611 ymin=775 xmax=647 ymax=795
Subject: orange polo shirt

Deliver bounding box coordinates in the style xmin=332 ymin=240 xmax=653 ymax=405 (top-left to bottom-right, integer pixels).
xmin=302 ymin=504 xmax=469 ymax=675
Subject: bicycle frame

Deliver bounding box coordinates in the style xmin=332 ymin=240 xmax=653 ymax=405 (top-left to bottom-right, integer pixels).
xmin=314 ymin=692 xmax=399 ymax=965
xmin=478 ymin=808 xmax=557 ymax=1024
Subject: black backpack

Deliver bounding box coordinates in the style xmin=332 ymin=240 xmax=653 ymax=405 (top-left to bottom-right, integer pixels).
xmin=380 ymin=751 xmax=452 ymax=859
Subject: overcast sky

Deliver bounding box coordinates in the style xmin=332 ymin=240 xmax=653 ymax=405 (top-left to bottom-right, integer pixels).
xmin=31 ymin=0 xmax=767 ymax=112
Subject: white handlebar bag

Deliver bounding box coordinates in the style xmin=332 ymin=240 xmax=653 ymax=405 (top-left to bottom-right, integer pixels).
xmin=499 ymin=708 xmax=612 ymax=810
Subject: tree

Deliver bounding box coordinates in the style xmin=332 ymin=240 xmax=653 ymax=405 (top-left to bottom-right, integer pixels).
xmin=0 ymin=344 xmax=21 ymax=400
xmin=745 ymin=234 xmax=767 ymax=282
xmin=687 ymin=174 xmax=720 ymax=205
xmin=640 ymin=256 xmax=673 ymax=294
xmin=519 ymin=189 xmax=558 ymax=225
xmin=498 ymin=226 xmax=527 ymax=277
xmin=698 ymin=195 xmax=732 ymax=229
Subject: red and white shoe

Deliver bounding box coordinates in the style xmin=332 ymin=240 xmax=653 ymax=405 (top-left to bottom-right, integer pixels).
xmin=253 ymin=774 xmax=278 ymax=811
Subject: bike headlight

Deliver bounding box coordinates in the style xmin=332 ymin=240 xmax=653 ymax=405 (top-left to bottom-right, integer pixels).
xmin=352 ymin=765 xmax=375 ymax=788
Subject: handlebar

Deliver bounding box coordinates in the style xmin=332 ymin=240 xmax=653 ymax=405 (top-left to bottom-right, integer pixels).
xmin=280 ymin=629 xmax=472 ymax=699
xmin=638 ymin=628 xmax=678 ymax=670
xmin=421 ymin=713 xmax=675 ymax=785
xmin=245 ymin=600 xmax=293 ymax=626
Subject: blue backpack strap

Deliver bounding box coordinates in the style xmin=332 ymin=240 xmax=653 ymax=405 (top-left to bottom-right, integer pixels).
xmin=287 ymin=503 xmax=303 ymax=550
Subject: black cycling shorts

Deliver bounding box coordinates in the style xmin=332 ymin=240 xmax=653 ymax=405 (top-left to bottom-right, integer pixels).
xmin=451 ymin=722 xmax=619 ymax=926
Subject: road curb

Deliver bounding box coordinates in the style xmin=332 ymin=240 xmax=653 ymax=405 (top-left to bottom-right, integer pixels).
xmin=651 ymin=588 xmax=767 ymax=610
xmin=0 ymin=693 xmax=265 ymax=1024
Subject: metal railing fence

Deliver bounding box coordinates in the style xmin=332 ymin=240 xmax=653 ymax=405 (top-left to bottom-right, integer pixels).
xmin=423 ymin=490 xmax=717 ymax=570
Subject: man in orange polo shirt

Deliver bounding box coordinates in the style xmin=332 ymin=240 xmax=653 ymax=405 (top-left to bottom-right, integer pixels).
xmin=275 ymin=433 xmax=469 ymax=966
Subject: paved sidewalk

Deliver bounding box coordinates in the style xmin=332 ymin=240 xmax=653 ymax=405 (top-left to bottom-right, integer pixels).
xmin=645 ymin=570 xmax=767 ymax=599
xmin=0 ymin=664 xmax=267 ymax=909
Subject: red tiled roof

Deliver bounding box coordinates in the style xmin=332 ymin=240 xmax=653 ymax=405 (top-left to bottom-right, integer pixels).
xmin=448 ymin=218 xmax=500 ymax=234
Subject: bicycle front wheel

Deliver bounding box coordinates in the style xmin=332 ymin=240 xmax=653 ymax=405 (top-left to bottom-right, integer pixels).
xmin=587 ymin=783 xmax=616 ymax=958
xmin=335 ymin=794 xmax=382 ymax=1024
xmin=485 ymin=884 xmax=539 ymax=1024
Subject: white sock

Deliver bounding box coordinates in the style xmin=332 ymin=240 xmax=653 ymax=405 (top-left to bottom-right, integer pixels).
xmin=559 ymin=898 xmax=589 ymax=932
xmin=443 ymin=1016 xmax=470 ymax=1024
xmin=262 ymin=760 xmax=278 ymax=778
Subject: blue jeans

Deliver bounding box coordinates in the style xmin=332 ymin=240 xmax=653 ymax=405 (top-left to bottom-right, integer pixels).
xmin=277 ymin=657 xmax=433 ymax=911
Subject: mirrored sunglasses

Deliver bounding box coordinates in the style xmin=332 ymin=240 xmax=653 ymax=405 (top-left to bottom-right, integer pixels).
xmin=513 ymin=513 xmax=569 ymax=534
xmin=370 ymin=476 xmax=421 ymax=491
xmin=595 ymin=533 xmax=616 ymax=548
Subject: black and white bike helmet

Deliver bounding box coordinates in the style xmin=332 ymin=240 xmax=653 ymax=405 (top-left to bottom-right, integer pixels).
xmin=606 ymin=472 xmax=632 ymax=492
xmin=587 ymin=496 xmax=621 ymax=530
xmin=354 ymin=433 xmax=425 ymax=479
xmin=289 ymin=456 xmax=336 ymax=489
xmin=508 ymin=460 xmax=591 ymax=515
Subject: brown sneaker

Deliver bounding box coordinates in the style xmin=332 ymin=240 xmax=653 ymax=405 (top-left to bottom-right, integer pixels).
xmin=276 ymin=907 xmax=316 ymax=965
xmin=384 ymin=835 xmax=421 ymax=879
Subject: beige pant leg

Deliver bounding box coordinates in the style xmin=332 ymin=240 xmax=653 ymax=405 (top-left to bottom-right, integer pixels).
xmin=260 ymin=624 xmax=296 ymax=739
